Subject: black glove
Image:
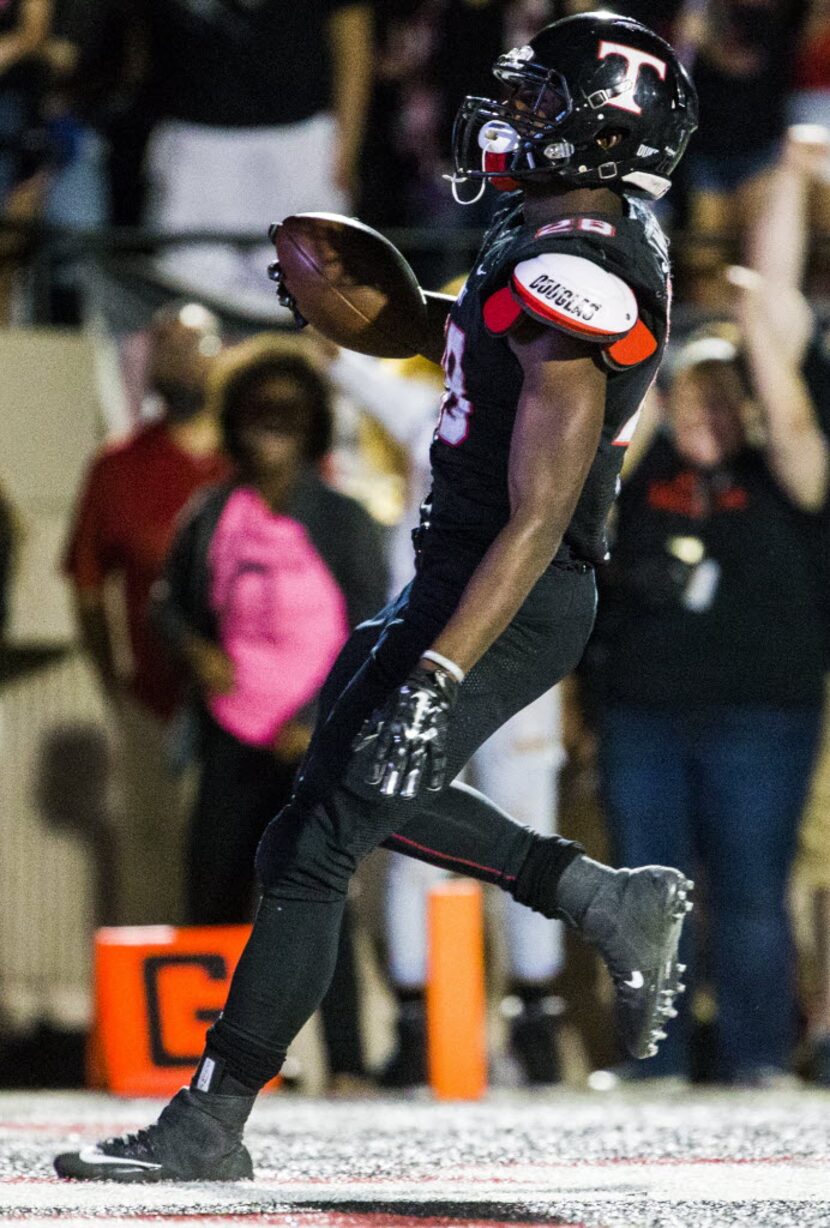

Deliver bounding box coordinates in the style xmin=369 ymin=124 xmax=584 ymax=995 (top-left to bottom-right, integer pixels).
xmin=354 ymin=665 xmax=460 ymax=799
xmin=266 ymin=226 xmax=307 ymax=328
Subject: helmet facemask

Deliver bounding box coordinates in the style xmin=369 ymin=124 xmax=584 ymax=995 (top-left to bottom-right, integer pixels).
xmin=449 ymin=56 xmax=577 ymax=202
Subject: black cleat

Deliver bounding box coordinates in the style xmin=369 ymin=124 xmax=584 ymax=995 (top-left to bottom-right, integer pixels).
xmin=581 ymin=866 xmax=693 ymax=1061
xmin=54 ymin=1087 xmax=254 ymax=1182
xmin=375 ymin=1000 xmax=428 ymax=1089
xmin=503 ymin=995 xmax=563 ymax=1086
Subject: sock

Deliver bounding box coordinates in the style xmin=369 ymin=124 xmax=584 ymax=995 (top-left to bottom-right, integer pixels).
xmin=507 ymin=979 xmax=553 ymax=1007
xmin=511 ymin=834 xmax=584 ymax=921
xmin=395 ymin=986 xmax=425 ymax=1006
xmin=191 ymin=1050 xmax=262 ymax=1098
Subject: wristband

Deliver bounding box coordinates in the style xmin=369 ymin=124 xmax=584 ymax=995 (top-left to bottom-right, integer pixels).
xmin=420 ymin=650 xmax=466 ymax=684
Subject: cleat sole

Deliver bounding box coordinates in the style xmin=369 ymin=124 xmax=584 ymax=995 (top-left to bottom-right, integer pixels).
xmin=625 ymin=872 xmax=693 ymax=1060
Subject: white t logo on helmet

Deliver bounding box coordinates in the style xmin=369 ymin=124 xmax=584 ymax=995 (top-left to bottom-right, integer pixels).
xmin=596 ymin=41 xmax=667 ymax=115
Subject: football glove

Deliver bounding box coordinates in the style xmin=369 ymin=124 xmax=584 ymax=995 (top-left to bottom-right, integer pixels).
xmin=266 ymin=256 xmax=307 ymax=329
xmin=354 ymin=665 xmax=459 ymax=799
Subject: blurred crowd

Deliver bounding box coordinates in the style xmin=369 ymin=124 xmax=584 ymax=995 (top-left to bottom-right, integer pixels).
xmin=0 ymin=0 xmax=829 ymax=1095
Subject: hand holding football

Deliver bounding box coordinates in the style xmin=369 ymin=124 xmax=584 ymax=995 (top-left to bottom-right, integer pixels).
xmin=272 ymin=213 xmax=429 ymax=359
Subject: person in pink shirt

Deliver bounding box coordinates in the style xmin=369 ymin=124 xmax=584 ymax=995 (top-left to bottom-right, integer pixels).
xmin=153 ymin=337 xmax=388 ymax=1092
xmin=154 ymin=336 xmax=388 ymax=925
xmin=206 ymin=471 xmax=349 ymax=749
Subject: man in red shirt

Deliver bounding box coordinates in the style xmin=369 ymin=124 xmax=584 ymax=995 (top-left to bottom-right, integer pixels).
xmin=65 ymin=302 xmax=230 ymax=924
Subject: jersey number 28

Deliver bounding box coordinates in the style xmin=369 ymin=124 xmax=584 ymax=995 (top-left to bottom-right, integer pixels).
xmin=437 ymin=321 xmax=473 ymax=446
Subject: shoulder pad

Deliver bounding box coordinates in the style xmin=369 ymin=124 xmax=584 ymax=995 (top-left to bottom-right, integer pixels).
xmin=511 ymin=252 xmax=638 ymax=342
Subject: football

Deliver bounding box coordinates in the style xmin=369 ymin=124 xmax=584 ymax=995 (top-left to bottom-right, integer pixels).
xmin=273 ymin=213 xmax=429 ymax=358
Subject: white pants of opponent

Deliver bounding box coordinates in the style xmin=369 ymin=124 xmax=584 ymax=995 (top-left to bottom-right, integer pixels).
xmin=386 ymin=685 xmax=565 ymax=987
xmin=144 ymin=113 xmax=348 ymax=315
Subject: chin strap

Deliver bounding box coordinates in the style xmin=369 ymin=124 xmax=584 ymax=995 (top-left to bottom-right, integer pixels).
xmin=444 ymin=119 xmax=522 ymax=205
xmin=442 ymin=170 xmax=487 ymax=206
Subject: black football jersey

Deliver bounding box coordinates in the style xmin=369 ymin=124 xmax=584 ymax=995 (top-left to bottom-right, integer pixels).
xmin=426 ymin=191 xmax=671 ymax=566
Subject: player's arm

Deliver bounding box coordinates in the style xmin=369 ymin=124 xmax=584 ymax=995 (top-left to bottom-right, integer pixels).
xmin=426 ymin=325 xmax=605 ymax=672
xmin=356 ymin=326 xmax=606 ymax=800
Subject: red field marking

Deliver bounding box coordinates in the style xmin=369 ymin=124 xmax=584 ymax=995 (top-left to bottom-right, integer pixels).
xmin=0 ymin=1121 xmax=139 ymax=1133
xmin=0 ymin=1218 xmax=590 ymax=1227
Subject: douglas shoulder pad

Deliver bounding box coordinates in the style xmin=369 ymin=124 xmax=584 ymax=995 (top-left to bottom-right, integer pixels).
xmin=510 ymin=251 xmax=637 ymax=342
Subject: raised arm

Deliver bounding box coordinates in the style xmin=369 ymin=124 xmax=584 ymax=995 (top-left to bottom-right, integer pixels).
xmin=744 ymin=125 xmax=828 ymax=365
xmin=327 ymin=4 xmax=374 ymax=201
xmin=731 ymin=266 xmax=829 ymax=511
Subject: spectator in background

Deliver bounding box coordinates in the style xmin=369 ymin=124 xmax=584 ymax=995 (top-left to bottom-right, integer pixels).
xmin=153 ymin=336 xmax=387 ymax=1091
xmin=63 ymin=302 xmax=229 ymax=925
xmin=133 ymin=0 xmax=372 ymax=314
xmin=786 ymin=5 xmax=830 ymax=285
xmin=682 ymin=0 xmax=809 ymax=306
xmin=324 ymin=333 xmax=567 ymax=1088
xmin=590 ymin=328 xmax=828 ymax=1086
xmin=0 ymin=0 xmax=50 ymax=202
xmin=557 ymin=1 xmax=684 ymax=37
xmin=153 ymin=335 xmax=389 ymax=925
xmin=791 ymin=0 xmax=830 ymax=129
xmin=0 ymin=0 xmax=52 ymax=320
xmin=51 ymin=0 xmax=151 ymax=228
xmin=743 ymin=122 xmax=830 ymax=1085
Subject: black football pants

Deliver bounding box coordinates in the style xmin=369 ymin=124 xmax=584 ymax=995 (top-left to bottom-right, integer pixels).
xmin=186 ymin=715 xmax=366 ymax=1078
xmin=206 ymin=562 xmax=596 ymax=1090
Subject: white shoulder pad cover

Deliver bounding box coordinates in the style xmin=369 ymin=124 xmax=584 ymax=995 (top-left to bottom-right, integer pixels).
xmin=511 ymin=252 xmax=638 ymax=342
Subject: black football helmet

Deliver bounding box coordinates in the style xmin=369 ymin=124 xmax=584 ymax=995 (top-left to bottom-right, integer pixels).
xmin=450 ymin=11 xmax=698 ymax=201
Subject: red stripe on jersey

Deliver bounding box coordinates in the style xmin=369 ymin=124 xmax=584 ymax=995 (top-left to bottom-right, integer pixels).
xmin=605 ymin=318 xmax=657 ymax=367
xmin=483 ymin=286 xmax=522 ymax=335
xmin=511 ymin=275 xmax=626 ymax=341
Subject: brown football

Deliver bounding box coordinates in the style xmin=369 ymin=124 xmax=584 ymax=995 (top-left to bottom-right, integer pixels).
xmin=274 ymin=213 xmax=428 ymax=358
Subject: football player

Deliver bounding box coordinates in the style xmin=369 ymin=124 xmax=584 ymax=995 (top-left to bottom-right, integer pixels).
xmin=55 ymin=11 xmax=698 ymax=1182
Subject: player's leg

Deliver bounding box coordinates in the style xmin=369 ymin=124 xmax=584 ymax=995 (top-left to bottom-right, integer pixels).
xmin=377 ymin=693 xmax=564 ymax=1089
xmin=53 ymin=601 xmax=403 ymax=1182
xmin=376 ymin=568 xmax=692 ymax=1069
xmin=55 ymin=569 xmax=689 ymax=1180
xmin=210 ymin=566 xmax=689 ymax=1086
xmin=379 ymin=686 xmax=566 ymax=1089
xmin=52 ymin=571 xmax=580 ymax=1181
xmin=195 ymin=569 xmax=590 ymax=1104
xmin=215 ymin=564 xmax=688 ymax=1077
